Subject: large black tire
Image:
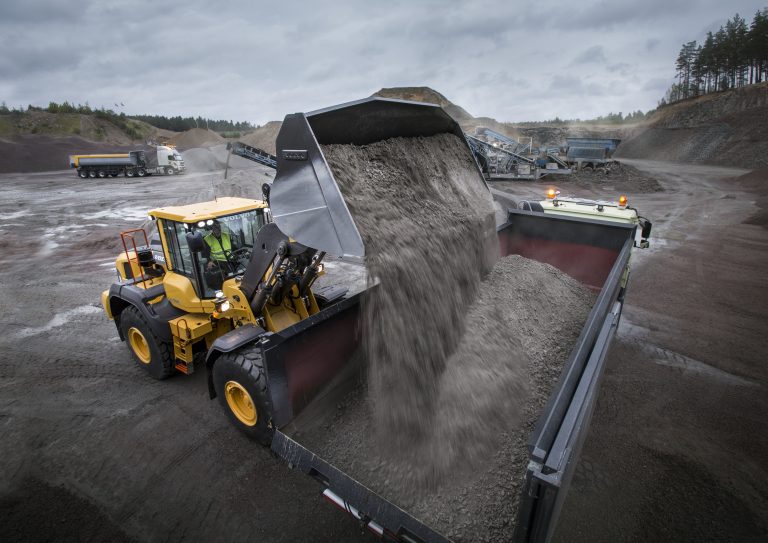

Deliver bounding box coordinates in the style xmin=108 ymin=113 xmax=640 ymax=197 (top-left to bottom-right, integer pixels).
xmin=165 ymin=167 xmax=174 ymax=175
xmin=126 ymin=169 xmax=135 ymax=178
xmin=78 ymin=170 xmax=87 ymax=179
xmin=213 ymin=345 xmax=273 ymax=445
xmin=137 ymin=168 xmax=146 ymax=177
xmin=88 ymin=170 xmax=96 ymax=178
xmin=119 ymin=305 xmax=175 ymax=380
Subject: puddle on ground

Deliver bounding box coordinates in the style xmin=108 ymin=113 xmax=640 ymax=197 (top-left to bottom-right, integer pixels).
xmin=16 ymin=305 xmax=102 ymax=338
xmin=37 ymin=238 xmax=59 ymax=258
xmin=81 ymin=207 xmax=150 ymax=222
xmin=0 ymin=210 xmax=32 ymax=221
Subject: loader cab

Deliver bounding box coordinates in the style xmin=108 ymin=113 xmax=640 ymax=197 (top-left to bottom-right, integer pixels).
xmin=150 ymin=197 xmax=270 ymax=302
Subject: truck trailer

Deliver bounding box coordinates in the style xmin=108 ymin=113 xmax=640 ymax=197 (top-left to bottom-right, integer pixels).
xmin=69 ymin=145 xmax=185 ymax=178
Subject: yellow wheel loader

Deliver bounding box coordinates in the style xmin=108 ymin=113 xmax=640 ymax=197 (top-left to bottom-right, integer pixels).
xmin=102 ymin=194 xmax=343 ymax=443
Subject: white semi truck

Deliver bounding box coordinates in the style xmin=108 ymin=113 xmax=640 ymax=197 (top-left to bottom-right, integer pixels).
xmin=69 ymin=145 xmax=185 ymax=178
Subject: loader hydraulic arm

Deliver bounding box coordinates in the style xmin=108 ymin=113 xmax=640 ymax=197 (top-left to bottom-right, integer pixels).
xmin=239 ymin=223 xmax=324 ymax=317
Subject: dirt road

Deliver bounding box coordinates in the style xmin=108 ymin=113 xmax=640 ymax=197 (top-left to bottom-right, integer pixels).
xmin=1 ymin=159 xmax=766 ymax=542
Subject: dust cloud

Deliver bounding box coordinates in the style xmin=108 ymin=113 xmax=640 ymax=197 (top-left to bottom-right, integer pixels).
xmin=321 ymin=133 xmax=537 ymax=483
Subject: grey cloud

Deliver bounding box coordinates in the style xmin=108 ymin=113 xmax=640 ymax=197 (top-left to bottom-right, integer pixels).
xmin=549 ymin=75 xmax=585 ymax=93
xmin=574 ymin=45 xmax=607 ymax=64
xmin=546 ymin=75 xmax=612 ymax=98
xmin=645 ymin=38 xmax=661 ymax=51
xmin=642 ymin=77 xmax=671 ymax=91
xmin=0 ymin=0 xmax=85 ymax=23
xmin=607 ymin=62 xmax=632 ymax=75
xmin=472 ymin=72 xmax=530 ymax=88
xmin=2 ymin=0 xmax=762 ymax=124
xmin=549 ymin=0 xmax=692 ymax=30
xmin=0 ymin=40 xmax=84 ymax=78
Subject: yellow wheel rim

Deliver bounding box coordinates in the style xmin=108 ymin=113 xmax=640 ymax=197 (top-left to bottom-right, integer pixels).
xmin=224 ymin=381 xmax=257 ymax=426
xmin=128 ymin=327 xmax=151 ymax=364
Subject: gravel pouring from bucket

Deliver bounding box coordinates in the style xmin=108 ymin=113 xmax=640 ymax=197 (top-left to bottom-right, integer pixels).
xmin=269 ymin=97 xmax=488 ymax=257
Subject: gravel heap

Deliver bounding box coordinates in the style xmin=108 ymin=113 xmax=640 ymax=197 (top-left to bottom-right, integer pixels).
xmin=292 ymin=255 xmax=596 ymax=542
xmin=570 ymin=161 xmax=663 ymax=193
xmin=292 ymin=133 xmax=599 ymax=540
xmin=321 ymin=133 xmax=498 ymax=452
xmin=168 ymin=128 xmax=224 ymax=150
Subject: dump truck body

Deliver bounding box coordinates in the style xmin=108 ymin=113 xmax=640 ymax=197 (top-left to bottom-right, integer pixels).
xmin=261 ymin=209 xmax=636 ymax=542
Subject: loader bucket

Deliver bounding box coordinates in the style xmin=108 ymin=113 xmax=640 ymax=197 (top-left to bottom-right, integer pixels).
xmin=269 ymin=97 xmax=481 ymax=257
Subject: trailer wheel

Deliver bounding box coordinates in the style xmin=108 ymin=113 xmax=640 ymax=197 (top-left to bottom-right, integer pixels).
xmin=126 ymin=169 xmax=135 ymax=178
xmin=88 ymin=170 xmax=96 ymax=178
xmin=165 ymin=167 xmax=174 ymax=175
xmin=78 ymin=170 xmax=87 ymax=179
xmin=213 ymin=345 xmax=273 ymax=445
xmin=137 ymin=169 xmax=146 ymax=177
xmin=119 ymin=305 xmax=175 ymax=380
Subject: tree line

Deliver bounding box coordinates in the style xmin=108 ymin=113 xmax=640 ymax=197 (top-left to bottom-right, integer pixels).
xmin=0 ymin=101 xmax=255 ymax=134
xmin=663 ymin=8 xmax=768 ymax=104
xmin=130 ymin=114 xmax=255 ymax=133
xmin=517 ymin=110 xmax=652 ymax=126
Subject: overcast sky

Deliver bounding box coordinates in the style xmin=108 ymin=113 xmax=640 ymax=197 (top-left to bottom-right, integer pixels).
xmin=0 ymin=0 xmax=764 ymax=124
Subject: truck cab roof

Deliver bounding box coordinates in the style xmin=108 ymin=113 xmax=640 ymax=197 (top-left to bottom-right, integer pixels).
xmin=540 ymin=196 xmax=639 ymax=224
xmin=150 ymin=197 xmax=268 ymax=222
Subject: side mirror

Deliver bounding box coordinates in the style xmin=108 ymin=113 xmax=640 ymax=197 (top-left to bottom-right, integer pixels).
xmin=639 ymin=217 xmax=653 ymax=240
xmin=186 ymin=231 xmax=205 ymax=253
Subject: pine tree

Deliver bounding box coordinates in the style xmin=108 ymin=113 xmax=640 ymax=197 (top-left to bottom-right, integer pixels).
xmin=748 ymin=9 xmax=768 ymax=83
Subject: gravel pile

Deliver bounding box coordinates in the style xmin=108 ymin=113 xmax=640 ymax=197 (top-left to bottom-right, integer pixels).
xmin=322 ymin=133 xmax=498 ymax=451
xmin=168 ymin=128 xmax=224 ymax=150
xmin=292 ymin=255 xmax=596 ymax=542
xmin=569 ymin=161 xmax=663 ymax=193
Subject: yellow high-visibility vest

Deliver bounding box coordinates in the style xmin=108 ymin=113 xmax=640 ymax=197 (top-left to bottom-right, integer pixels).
xmin=204 ymin=232 xmax=232 ymax=261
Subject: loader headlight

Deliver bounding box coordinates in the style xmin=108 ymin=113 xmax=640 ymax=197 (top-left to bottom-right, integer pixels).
xmin=214 ymin=291 xmax=230 ymax=314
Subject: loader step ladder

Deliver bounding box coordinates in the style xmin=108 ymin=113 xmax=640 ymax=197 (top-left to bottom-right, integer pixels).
xmin=120 ymin=228 xmax=150 ymax=289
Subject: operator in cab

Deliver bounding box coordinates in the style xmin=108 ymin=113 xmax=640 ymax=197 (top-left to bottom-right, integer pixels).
xmin=204 ymin=220 xmax=233 ymax=271
xmin=203 ymin=220 xmax=239 ymax=290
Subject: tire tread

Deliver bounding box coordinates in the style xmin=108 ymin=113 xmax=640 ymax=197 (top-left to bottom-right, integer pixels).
xmin=120 ymin=305 xmax=175 ymax=379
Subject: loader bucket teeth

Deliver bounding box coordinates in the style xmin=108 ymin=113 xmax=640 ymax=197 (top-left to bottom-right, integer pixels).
xmin=270 ymin=97 xmax=481 ymax=258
